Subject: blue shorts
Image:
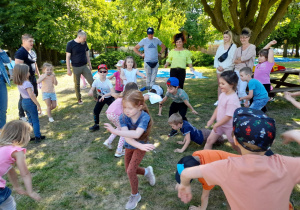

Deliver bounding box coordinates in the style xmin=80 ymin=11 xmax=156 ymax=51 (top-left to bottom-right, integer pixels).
xmin=42 ymin=92 xmax=57 ymax=101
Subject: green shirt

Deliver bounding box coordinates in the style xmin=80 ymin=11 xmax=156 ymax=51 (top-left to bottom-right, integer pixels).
xmin=166 ymin=49 xmax=192 ymax=69
xmin=166 ymin=88 xmax=189 ymax=103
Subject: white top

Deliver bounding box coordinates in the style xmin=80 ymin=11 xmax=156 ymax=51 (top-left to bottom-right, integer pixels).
xmin=151 ymin=85 xmax=163 ymax=96
xmin=122 ymin=68 xmax=138 ymax=85
xmin=92 ymin=78 xmax=113 ymax=98
xmin=214 ymin=43 xmax=237 ymax=73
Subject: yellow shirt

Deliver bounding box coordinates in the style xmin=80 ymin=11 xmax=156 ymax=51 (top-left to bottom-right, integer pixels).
xmin=166 ymin=49 xmax=192 ymax=69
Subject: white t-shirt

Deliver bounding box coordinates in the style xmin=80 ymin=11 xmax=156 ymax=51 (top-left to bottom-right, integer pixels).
xmin=151 ymin=85 xmax=163 ymax=96
xmin=92 ymin=78 xmax=113 ymax=97
xmin=122 ymin=68 xmax=138 ymax=86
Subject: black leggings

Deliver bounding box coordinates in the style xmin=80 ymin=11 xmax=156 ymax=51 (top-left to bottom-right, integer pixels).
xmin=93 ymin=96 xmax=114 ymax=124
xmin=169 ymin=102 xmax=188 ymax=121
xmin=170 ymin=68 xmax=186 ymax=89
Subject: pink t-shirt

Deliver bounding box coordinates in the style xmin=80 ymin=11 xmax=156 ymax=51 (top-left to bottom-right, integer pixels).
xmin=106 ymin=98 xmax=123 ymax=116
xmin=114 ymin=71 xmax=124 ymax=92
xmin=201 ymin=154 xmax=300 ymax=210
xmin=217 ymin=92 xmax=241 ymax=127
xmin=254 ymin=61 xmax=274 ymax=84
xmin=0 ymin=145 xmax=26 ymax=188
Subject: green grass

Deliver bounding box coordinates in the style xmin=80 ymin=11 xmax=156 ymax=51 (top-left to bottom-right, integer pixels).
xmin=5 ymin=65 xmax=300 ymax=209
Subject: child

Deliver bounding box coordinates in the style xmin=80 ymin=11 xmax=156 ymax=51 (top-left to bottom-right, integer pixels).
xmin=203 ymin=71 xmax=240 ymax=151
xmin=253 ymin=40 xmax=277 ymax=111
xmin=175 ymin=150 xmax=240 ymax=210
xmin=142 ymin=84 xmax=164 ymax=105
xmin=121 ymin=56 xmax=146 ymax=86
xmin=178 ymin=107 xmax=300 ymax=210
xmin=239 ymin=67 xmax=269 ymax=110
xmin=104 ymin=90 xmax=156 ymax=210
xmin=104 ymin=82 xmax=139 ymax=157
xmin=159 ymin=77 xmax=198 ymax=137
xmin=168 ymin=113 xmax=224 ymax=153
xmin=0 ymin=120 xmax=41 ymax=209
xmin=108 ymin=60 xmax=124 ymax=93
xmin=37 ymin=63 xmax=58 ymax=122
xmin=13 ymin=64 xmax=45 ymax=143
xmin=88 ymin=64 xmax=115 ymax=131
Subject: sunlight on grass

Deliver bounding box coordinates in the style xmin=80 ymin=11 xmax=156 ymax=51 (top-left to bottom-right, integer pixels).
xmin=117 ymin=159 xmax=123 ymax=167
xmin=295 ymin=184 xmax=300 ymax=192
xmin=140 ymin=204 xmax=148 ymax=209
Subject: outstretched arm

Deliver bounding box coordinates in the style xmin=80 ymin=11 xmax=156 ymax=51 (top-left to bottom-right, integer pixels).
xmin=281 ymin=130 xmax=300 ymax=145
xmin=263 ymin=40 xmax=277 ymax=63
xmin=174 ymin=133 xmax=191 ymax=153
xmin=183 ymin=100 xmax=198 ymax=114
xmin=136 ymin=70 xmax=146 ymax=79
xmin=284 ymin=92 xmax=300 ymax=109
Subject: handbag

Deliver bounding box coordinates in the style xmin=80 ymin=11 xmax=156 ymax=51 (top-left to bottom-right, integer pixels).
xmin=218 ymin=44 xmax=233 ymax=62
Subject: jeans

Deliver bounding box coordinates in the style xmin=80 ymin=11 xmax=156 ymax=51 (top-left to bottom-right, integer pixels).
xmin=250 ymin=98 xmax=269 ymax=110
xmin=22 ymin=98 xmax=41 ymax=138
xmin=0 ymin=74 xmax=7 ymax=129
xmin=0 ymin=196 xmax=16 ymax=210
xmin=144 ymin=62 xmax=159 ymax=87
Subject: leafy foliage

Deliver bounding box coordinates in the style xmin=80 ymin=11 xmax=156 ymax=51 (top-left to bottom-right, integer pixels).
xmin=191 ymin=51 xmax=214 ymax=66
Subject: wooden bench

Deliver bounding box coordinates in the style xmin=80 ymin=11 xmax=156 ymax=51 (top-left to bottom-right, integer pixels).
xmin=270 ymin=87 xmax=300 ymax=94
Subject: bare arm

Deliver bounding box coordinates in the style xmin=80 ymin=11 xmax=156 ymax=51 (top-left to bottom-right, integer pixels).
xmin=281 ymin=130 xmax=300 ymax=145
xmin=35 ymin=63 xmax=40 ymax=77
xmin=120 ymin=69 xmax=126 ymax=80
xmin=108 ymin=74 xmax=115 ymax=80
xmin=284 ymin=92 xmax=300 ymax=109
xmin=53 ymin=74 xmax=58 ymax=86
xmin=207 ymin=107 xmax=218 ymax=127
xmin=290 ymin=91 xmax=300 ymax=97
xmin=263 ymin=40 xmax=277 ymax=63
xmin=188 ymin=63 xmax=194 ymax=71
xmin=240 ymin=90 xmax=253 ymax=100
xmin=133 ymin=44 xmax=144 ymax=57
xmin=104 ymin=123 xmax=145 ymax=139
xmin=36 ymin=74 xmax=47 ymax=84
xmin=159 ymin=43 xmax=166 ymax=56
xmin=15 ymin=58 xmax=24 ymax=64
xmin=88 ymin=87 xmax=96 ymax=97
xmin=66 ymin=52 xmax=72 ymax=76
xmin=164 ymin=62 xmax=170 ymax=68
xmin=86 ymin=50 xmax=92 ymax=70
xmin=136 ymin=70 xmax=146 ymax=78
xmin=200 ymin=189 xmax=210 ymax=210
xmin=183 ymin=99 xmax=198 ymax=114
xmin=175 ymin=133 xmax=191 ymax=153
xmin=7 ymin=168 xmax=25 ymax=194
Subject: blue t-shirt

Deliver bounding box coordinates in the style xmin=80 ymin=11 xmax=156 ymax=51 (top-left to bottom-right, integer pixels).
xmin=248 ymin=79 xmax=268 ymax=100
xmin=119 ymin=111 xmax=150 ymax=149
xmin=180 ymin=120 xmax=203 ymax=145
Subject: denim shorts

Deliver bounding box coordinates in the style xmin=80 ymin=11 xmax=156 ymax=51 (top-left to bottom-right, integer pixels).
xmin=0 ymin=187 xmax=11 ymax=205
xmin=250 ymin=97 xmax=269 ymax=110
xmin=42 ymin=92 xmax=57 ymax=101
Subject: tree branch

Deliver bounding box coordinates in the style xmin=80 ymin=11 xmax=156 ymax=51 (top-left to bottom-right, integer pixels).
xmin=229 ymin=0 xmax=241 ymax=32
xmin=212 ymin=0 xmax=228 ymax=31
xmin=245 ymin=0 xmax=259 ymax=26
xmin=200 ymin=0 xmax=222 ymax=31
xmin=239 ymin=0 xmax=247 ymax=26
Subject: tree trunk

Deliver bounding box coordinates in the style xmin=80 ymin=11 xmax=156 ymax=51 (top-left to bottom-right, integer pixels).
xmin=291 ymin=45 xmax=294 ymax=57
xmin=295 ymin=43 xmax=299 ymax=58
xmin=35 ymin=43 xmax=42 ymax=68
xmin=51 ymin=50 xmax=58 ymax=66
xmin=283 ymin=41 xmax=289 ymax=58
xmin=8 ymin=47 xmax=16 ymax=60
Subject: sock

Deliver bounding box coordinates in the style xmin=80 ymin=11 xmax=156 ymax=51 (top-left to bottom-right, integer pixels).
xmin=144 ymin=168 xmax=148 ymax=176
xmin=131 ymin=193 xmax=139 ymax=196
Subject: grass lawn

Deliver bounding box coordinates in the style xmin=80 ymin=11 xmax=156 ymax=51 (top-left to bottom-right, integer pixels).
xmin=5 ymin=65 xmax=300 ymax=210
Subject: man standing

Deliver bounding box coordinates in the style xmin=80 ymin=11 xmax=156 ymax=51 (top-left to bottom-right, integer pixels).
xmin=15 ymin=34 xmax=40 ymax=121
xmin=66 ymin=29 xmax=94 ymax=104
xmin=134 ymin=27 xmax=166 ymax=88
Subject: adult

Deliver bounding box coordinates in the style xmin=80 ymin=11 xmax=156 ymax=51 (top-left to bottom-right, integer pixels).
xmin=15 ymin=34 xmax=40 ymax=122
xmin=133 ymin=27 xmax=166 ymax=88
xmin=0 ymin=49 xmax=10 ymax=130
xmin=164 ymin=33 xmax=194 ymax=89
xmin=4 ymin=52 xmax=15 ymax=80
xmin=233 ymin=28 xmax=256 ymax=100
xmin=66 ymin=29 xmax=95 ymax=104
xmin=214 ymin=30 xmax=237 ymax=103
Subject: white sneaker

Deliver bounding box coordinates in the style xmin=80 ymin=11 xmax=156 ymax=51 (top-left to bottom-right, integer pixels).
xmin=125 ymin=194 xmax=141 ymax=210
xmin=145 ymin=166 xmax=155 ymax=186
xmin=49 ymin=117 xmax=54 ymax=122
xmin=19 ymin=117 xmax=28 ymax=122
xmin=114 ymin=149 xmax=125 ymax=158
xmin=103 ymin=141 xmax=112 ymax=150
xmin=214 ymin=101 xmax=218 ymax=106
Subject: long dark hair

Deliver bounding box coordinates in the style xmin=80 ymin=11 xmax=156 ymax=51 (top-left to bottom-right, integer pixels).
xmin=220 ymin=71 xmax=238 ymax=91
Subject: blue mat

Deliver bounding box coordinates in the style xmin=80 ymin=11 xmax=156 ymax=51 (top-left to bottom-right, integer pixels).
xmin=254 ymin=57 xmax=300 ymax=63
xmin=92 ymin=69 xmax=207 ymax=79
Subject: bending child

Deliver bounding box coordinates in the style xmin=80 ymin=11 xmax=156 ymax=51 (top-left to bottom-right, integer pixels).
xmin=104 ymin=90 xmax=156 ymax=210
xmin=159 ymin=77 xmax=198 ymax=137
xmin=168 ymin=113 xmax=223 ymax=153
xmin=37 ymin=63 xmax=58 ymax=122
xmin=0 ymin=121 xmax=41 ymax=209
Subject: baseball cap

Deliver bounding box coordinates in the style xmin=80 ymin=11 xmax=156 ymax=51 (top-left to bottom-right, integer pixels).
xmin=167 ymin=77 xmax=179 ymax=87
xmin=147 ymin=27 xmax=154 ymax=35
xmin=175 ymin=156 xmax=200 ymax=184
xmin=115 ymin=60 xmax=124 ymax=67
xmin=233 ymin=107 xmax=276 ymax=152
xmin=98 ymin=64 xmax=108 ymax=70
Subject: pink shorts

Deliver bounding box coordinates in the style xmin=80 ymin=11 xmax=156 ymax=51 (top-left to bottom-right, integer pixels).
xmin=213 ymin=126 xmax=234 ymax=143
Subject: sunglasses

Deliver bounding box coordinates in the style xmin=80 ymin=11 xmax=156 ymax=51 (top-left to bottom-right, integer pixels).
xmin=99 ymin=71 xmax=107 ymax=73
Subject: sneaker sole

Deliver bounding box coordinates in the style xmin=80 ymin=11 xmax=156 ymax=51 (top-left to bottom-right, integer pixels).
xmin=125 ymin=196 xmax=141 ymax=210
xmin=114 ymin=154 xmax=124 ymax=158
xmin=147 ymin=166 xmax=156 ymax=186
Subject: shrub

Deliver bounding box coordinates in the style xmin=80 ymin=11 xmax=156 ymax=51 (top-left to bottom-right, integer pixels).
xmin=91 ymin=51 xmax=143 ymax=69
xmin=191 ymin=51 xmax=214 ymax=66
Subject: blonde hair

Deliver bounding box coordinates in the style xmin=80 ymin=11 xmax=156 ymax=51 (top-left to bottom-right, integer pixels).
xmin=0 ymin=120 xmax=32 ymax=147
xmin=223 ymin=30 xmax=233 ymax=44
xmin=13 ymin=64 xmax=29 ymax=85
xmin=42 ymin=62 xmax=54 ymax=73
xmin=122 ymin=90 xmax=153 ymax=141
xmin=168 ymin=113 xmax=183 ymax=125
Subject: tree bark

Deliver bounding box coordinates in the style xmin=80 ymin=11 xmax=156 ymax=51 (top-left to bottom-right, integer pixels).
xmin=283 ymin=41 xmax=289 ymax=58
xmin=295 ymin=43 xmax=299 ymax=58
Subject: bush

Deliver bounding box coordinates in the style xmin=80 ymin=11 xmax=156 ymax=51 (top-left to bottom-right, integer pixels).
xmin=91 ymin=51 xmax=143 ymax=69
xmin=191 ymin=51 xmax=214 ymax=66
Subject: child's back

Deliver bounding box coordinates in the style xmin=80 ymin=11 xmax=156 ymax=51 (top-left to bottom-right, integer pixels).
xmin=217 ymin=92 xmax=240 ymax=126
xmin=248 ymin=78 xmax=268 ymax=100
xmin=253 ymin=61 xmax=274 ymax=84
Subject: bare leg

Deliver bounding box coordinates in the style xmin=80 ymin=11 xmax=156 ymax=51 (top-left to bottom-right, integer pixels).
xmin=204 ymin=131 xmax=221 ymax=150
xmin=51 ymin=100 xmax=57 ymax=110
xmin=44 ymin=99 xmax=52 ymax=118
xmin=217 ymin=73 xmax=221 ymax=97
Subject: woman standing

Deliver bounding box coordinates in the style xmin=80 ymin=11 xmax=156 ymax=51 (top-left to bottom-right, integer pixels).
xmin=214 ymin=30 xmax=237 ymax=104
xmin=0 ymin=48 xmax=10 ymax=130
xmin=164 ymin=33 xmax=194 ymax=89
xmin=233 ymin=28 xmax=256 ymax=101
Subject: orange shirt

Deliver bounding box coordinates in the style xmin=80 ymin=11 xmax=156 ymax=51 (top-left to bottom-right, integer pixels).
xmin=192 ymin=150 xmax=240 ymax=190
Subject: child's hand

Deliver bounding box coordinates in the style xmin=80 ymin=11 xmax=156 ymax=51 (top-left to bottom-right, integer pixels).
xmin=177 ymin=141 xmax=184 ymax=145
xmin=178 ymin=184 xmax=192 ymax=204
xmin=164 ymin=64 xmax=168 ymax=68
xmin=104 ymin=123 xmax=115 ymax=134
xmin=270 ymin=40 xmax=277 ymax=45
xmin=174 ymin=148 xmax=184 ymax=153
xmin=37 ymin=106 xmax=42 ymax=115
xmin=284 ymin=92 xmax=293 ymax=101
xmin=281 ymin=130 xmax=300 ymax=145
xmin=138 ymin=143 xmax=156 ymax=152
xmin=28 ymin=191 xmax=41 ymax=201
xmin=191 ymin=109 xmax=198 ymax=115
xmin=213 ymin=124 xmax=219 ymax=133
xmin=206 ymin=119 xmax=214 ymax=128
xmin=99 ymin=96 xmax=105 ymax=102
xmin=244 ymin=100 xmax=250 ymax=107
